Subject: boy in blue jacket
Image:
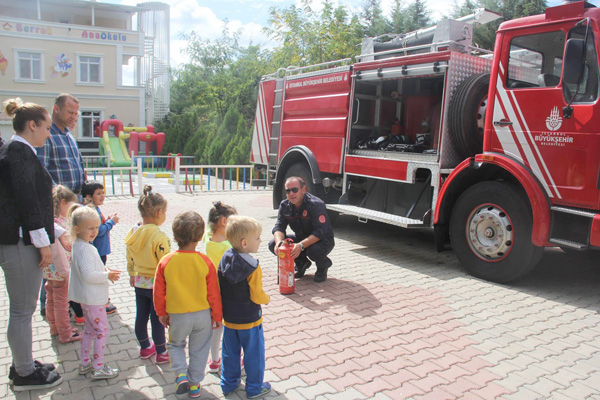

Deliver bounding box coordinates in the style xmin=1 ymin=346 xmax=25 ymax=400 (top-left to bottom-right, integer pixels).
xmin=219 ymin=215 xmax=271 ymax=398
xmin=82 ymin=180 xmax=119 ymax=314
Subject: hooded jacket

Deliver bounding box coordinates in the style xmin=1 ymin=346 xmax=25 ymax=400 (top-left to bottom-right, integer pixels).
xmin=125 ymin=223 xmax=171 ymax=278
xmin=218 ymin=248 xmax=269 ymax=329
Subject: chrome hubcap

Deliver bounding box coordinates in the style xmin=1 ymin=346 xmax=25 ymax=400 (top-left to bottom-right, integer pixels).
xmin=467 ymin=204 xmax=513 ymax=260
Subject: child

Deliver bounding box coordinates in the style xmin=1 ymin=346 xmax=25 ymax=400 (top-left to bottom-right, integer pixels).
xmin=203 ymin=201 xmax=237 ymax=373
xmin=219 ymin=215 xmax=271 ymax=398
xmin=45 ymin=186 xmax=81 ymax=344
xmin=154 ymin=211 xmax=222 ymax=398
xmin=82 ymin=180 xmax=119 ymax=315
xmin=125 ymin=185 xmax=170 ymax=364
xmin=68 ymin=205 xmax=121 ymax=379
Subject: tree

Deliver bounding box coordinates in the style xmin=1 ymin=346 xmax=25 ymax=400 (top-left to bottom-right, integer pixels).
xmin=389 ymin=0 xmax=408 ymax=34
xmin=264 ymin=0 xmax=362 ymax=66
xmin=405 ymin=0 xmax=432 ymax=32
xmin=361 ymin=0 xmax=391 ymax=37
xmin=449 ymin=0 xmax=547 ymax=50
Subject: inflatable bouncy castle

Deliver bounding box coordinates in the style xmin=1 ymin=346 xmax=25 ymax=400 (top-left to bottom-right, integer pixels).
xmin=97 ymin=120 xmax=166 ymax=167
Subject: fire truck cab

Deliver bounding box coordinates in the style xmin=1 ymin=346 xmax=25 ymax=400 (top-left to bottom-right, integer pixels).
xmin=250 ymin=1 xmax=600 ymax=283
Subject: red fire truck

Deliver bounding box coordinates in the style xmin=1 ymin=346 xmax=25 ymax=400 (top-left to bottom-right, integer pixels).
xmin=250 ymin=0 xmax=600 ymax=283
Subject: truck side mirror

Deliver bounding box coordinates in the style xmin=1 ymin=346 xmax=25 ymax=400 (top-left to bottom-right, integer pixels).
xmin=563 ymin=38 xmax=585 ymax=85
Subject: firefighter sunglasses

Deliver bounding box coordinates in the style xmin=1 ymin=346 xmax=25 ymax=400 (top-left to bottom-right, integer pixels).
xmin=285 ymin=187 xmax=300 ymax=194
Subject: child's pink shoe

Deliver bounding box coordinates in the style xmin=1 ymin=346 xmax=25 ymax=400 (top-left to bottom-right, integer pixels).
xmin=140 ymin=343 xmax=156 ymax=359
xmin=155 ymin=352 xmax=170 ymax=365
xmin=208 ymin=358 xmax=221 ymax=373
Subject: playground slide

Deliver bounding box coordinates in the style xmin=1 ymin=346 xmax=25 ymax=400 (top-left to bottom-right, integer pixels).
xmin=99 ymin=136 xmax=131 ymax=167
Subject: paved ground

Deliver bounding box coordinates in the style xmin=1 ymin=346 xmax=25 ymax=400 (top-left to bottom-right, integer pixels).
xmin=1 ymin=189 xmax=600 ymax=400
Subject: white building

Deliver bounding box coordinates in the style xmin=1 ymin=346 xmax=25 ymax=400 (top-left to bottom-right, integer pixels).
xmin=0 ymin=0 xmax=170 ymax=154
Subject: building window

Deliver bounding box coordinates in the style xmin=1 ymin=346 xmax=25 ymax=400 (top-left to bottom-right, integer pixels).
xmin=80 ymin=110 xmax=103 ymax=138
xmin=121 ymin=54 xmax=140 ymax=87
xmin=77 ymin=55 xmax=103 ymax=85
xmin=15 ymin=50 xmax=44 ymax=82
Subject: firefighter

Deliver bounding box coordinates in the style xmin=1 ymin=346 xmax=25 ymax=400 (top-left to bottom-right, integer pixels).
xmin=269 ymin=176 xmax=335 ymax=282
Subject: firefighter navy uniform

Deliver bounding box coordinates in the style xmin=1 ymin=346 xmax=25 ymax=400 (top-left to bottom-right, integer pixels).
xmin=269 ymin=192 xmax=335 ymax=276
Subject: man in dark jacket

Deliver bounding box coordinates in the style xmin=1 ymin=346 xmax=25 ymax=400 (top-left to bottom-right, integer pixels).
xmin=269 ymin=176 xmax=335 ymax=282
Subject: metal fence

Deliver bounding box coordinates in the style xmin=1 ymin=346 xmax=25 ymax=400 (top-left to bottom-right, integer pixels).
xmin=84 ymin=158 xmax=144 ymax=197
xmin=83 ymin=156 xmax=268 ymax=197
xmin=173 ymin=157 xmax=267 ymax=194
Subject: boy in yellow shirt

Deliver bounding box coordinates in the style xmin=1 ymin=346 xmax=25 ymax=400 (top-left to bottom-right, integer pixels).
xmin=219 ymin=215 xmax=271 ymax=398
xmin=153 ymin=211 xmax=222 ymax=398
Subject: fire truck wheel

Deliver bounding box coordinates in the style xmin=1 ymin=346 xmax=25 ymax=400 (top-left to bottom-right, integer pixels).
xmin=448 ymin=73 xmax=490 ymax=159
xmin=449 ymin=181 xmax=543 ymax=283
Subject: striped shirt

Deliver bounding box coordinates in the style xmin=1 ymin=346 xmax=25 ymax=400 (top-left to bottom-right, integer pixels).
xmin=36 ymin=122 xmax=85 ymax=193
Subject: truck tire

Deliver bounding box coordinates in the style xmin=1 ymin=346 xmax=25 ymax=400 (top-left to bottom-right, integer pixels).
xmin=448 ymin=73 xmax=490 ymax=159
xmin=449 ymin=181 xmax=543 ymax=283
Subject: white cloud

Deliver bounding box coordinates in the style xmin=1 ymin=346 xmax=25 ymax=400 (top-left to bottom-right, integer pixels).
xmin=109 ymin=0 xmax=274 ymax=67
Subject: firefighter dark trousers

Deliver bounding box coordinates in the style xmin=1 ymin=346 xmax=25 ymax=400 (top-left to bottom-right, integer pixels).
xmin=268 ymin=235 xmax=333 ymax=271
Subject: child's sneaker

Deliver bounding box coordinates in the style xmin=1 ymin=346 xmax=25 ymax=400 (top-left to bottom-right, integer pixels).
xmin=188 ymin=384 xmax=201 ymax=398
xmin=140 ymin=343 xmax=156 ymax=359
xmin=91 ymin=364 xmax=119 ymax=380
xmin=59 ymin=331 xmax=82 ymax=344
xmin=155 ymin=352 xmax=170 ymax=365
xmin=208 ymin=358 xmax=221 ymax=373
xmin=247 ymin=382 xmax=271 ymax=399
xmin=105 ymin=301 xmax=117 ymax=314
xmin=175 ymin=374 xmax=189 ymax=394
xmin=78 ymin=362 xmax=93 ymax=375
xmin=74 ymin=315 xmax=85 ymax=326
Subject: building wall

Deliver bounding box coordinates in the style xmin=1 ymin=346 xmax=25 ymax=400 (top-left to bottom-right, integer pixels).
xmin=0 ymin=11 xmax=146 ymax=146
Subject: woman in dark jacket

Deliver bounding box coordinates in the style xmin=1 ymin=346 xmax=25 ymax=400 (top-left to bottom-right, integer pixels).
xmin=0 ymin=98 xmax=62 ymax=391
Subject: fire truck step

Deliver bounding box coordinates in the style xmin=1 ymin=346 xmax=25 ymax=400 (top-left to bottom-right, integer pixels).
xmin=549 ymin=238 xmax=587 ymax=250
xmin=326 ymin=204 xmax=426 ymax=228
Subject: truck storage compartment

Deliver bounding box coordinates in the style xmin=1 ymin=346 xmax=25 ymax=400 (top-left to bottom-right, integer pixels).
xmin=340 ymin=170 xmax=433 ymax=221
xmin=350 ymin=75 xmax=444 ymax=155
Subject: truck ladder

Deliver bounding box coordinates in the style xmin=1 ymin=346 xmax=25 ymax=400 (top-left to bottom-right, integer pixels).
xmin=268 ymin=79 xmax=284 ymax=177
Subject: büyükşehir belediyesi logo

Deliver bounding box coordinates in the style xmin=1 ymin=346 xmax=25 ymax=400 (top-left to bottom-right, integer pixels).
xmin=545 ymin=106 xmax=562 ymax=131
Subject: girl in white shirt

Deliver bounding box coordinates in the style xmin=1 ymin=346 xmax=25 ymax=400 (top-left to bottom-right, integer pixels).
xmin=68 ymin=205 xmax=121 ymax=380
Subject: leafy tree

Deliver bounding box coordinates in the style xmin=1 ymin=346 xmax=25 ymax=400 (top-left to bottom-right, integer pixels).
xmin=361 ymin=0 xmax=391 ymax=37
xmin=264 ymin=0 xmax=362 ymax=66
xmin=405 ymin=0 xmax=432 ymax=32
xmin=389 ymin=0 xmax=408 ymax=34
xmin=449 ymin=0 xmax=547 ymax=50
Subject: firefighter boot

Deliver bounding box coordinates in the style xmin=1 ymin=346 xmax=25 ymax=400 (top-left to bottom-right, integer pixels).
xmin=295 ymin=258 xmax=311 ymax=278
xmin=314 ymin=267 xmax=328 ymax=283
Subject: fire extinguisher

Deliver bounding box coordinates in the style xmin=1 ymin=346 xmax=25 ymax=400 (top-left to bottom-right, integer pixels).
xmin=278 ymin=239 xmax=295 ymax=295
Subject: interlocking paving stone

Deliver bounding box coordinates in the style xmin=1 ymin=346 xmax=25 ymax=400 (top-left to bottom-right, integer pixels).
xmin=0 ymin=188 xmax=599 ymax=399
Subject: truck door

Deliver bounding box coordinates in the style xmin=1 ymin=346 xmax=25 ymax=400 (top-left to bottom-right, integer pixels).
xmin=490 ymin=24 xmax=600 ymax=209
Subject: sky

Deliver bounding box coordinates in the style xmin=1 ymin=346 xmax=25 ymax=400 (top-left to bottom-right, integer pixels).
xmin=103 ymin=0 xmax=588 ymax=68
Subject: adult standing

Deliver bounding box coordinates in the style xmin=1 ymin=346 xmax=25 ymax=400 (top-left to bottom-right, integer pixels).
xmin=269 ymin=176 xmax=335 ymax=282
xmin=35 ymin=93 xmax=86 ymax=317
xmin=36 ymin=94 xmax=117 ymax=314
xmin=36 ymin=93 xmax=85 ymax=194
xmin=0 ymin=98 xmax=63 ymax=391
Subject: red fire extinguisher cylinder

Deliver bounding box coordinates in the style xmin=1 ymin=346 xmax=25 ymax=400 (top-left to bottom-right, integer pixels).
xmin=278 ymin=239 xmax=295 ymax=295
